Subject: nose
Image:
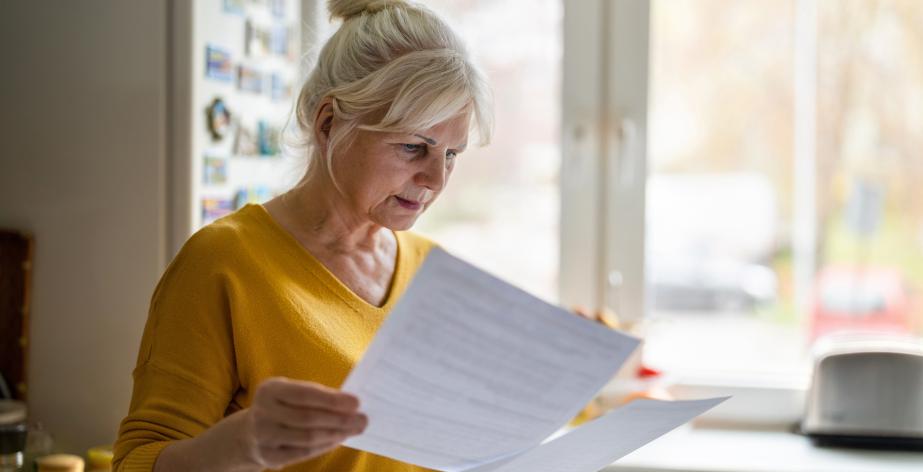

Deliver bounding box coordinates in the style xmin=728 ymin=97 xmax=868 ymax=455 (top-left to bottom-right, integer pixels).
xmin=415 ymin=152 xmax=448 ymax=192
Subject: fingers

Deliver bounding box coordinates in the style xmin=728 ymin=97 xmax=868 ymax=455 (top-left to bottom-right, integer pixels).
xmin=247 ymin=377 xmax=368 ymax=469
xmin=597 ymin=309 xmax=620 ymax=329
xmin=572 ymin=306 xmax=621 ymax=329
xmin=251 ymin=405 xmax=366 ymax=446
xmin=257 ymin=377 xmax=360 ymax=413
xmin=572 ymin=305 xmax=596 ymax=321
xmin=248 ymin=415 xmax=365 ymax=469
xmin=259 ymin=424 xmax=359 ymax=450
xmin=259 ymin=401 xmax=368 ymax=431
xmin=257 ymin=441 xmax=342 ymax=469
xmin=235 ymin=377 xmax=369 ymax=468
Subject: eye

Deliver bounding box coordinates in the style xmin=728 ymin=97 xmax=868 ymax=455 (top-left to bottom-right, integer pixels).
xmin=446 ymin=150 xmax=458 ymax=161
xmin=400 ymin=143 xmax=425 ymax=156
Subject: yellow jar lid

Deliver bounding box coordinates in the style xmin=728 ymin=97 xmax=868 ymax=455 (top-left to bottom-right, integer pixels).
xmin=87 ymin=445 xmax=113 ymax=469
xmin=36 ymin=454 xmax=84 ymax=472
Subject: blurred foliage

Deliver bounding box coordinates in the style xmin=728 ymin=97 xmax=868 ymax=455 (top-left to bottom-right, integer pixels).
xmin=651 ymin=0 xmax=923 ymax=329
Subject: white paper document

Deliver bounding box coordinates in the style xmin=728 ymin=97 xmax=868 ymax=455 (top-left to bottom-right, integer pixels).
xmin=341 ymin=248 xmax=728 ymax=471
xmin=461 ymin=397 xmax=728 ymax=472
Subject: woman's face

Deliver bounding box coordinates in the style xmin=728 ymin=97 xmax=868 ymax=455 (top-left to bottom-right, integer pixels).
xmin=328 ymin=113 xmax=469 ymax=231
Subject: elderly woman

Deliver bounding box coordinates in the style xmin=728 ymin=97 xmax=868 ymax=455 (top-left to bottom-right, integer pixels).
xmin=113 ymin=0 xmax=491 ymax=471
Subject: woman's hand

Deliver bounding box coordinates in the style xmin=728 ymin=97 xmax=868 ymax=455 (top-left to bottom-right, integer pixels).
xmin=572 ymin=305 xmax=621 ymax=329
xmin=154 ymin=377 xmax=367 ymax=472
xmin=237 ymin=377 xmax=368 ymax=469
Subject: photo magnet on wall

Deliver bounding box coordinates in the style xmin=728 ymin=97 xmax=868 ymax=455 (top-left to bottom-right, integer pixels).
xmin=206 ymin=97 xmax=232 ymax=141
xmin=202 ymin=197 xmax=234 ymax=224
xmin=270 ymin=25 xmax=289 ymax=56
xmin=245 ymin=20 xmax=270 ymax=58
xmin=270 ymin=73 xmax=291 ymax=102
xmin=205 ymin=45 xmax=234 ymax=81
xmin=233 ymin=123 xmax=258 ymax=156
xmin=237 ymin=65 xmax=264 ymax=94
xmin=203 ymin=155 xmax=229 ymax=185
xmin=270 ymin=0 xmax=285 ymax=18
xmin=234 ymin=186 xmax=273 ymax=209
xmin=223 ymin=0 xmax=245 ymax=15
xmin=257 ymin=120 xmax=281 ymax=156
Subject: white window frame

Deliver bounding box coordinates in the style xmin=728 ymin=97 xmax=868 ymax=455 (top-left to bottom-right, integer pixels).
xmin=561 ymin=0 xmax=817 ymax=427
xmin=560 ymin=0 xmax=649 ymax=324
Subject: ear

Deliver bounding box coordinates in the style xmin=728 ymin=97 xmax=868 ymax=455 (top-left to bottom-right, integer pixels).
xmin=313 ymin=98 xmax=335 ymax=151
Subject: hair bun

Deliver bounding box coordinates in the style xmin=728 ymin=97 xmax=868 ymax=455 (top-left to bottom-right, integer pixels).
xmin=327 ymin=0 xmax=406 ymax=20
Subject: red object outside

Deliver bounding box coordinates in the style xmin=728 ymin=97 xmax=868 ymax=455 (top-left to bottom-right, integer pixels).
xmin=809 ymin=265 xmax=914 ymax=343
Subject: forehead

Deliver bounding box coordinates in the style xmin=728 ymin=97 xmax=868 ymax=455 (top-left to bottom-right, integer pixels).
xmin=380 ymin=113 xmax=470 ymax=146
xmin=424 ymin=114 xmax=470 ymax=143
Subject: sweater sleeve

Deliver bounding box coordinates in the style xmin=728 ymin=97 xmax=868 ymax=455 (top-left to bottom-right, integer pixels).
xmin=113 ymin=229 xmax=239 ymax=471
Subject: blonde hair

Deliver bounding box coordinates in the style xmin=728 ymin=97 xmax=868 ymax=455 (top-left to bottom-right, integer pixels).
xmin=294 ymin=0 xmax=493 ymax=174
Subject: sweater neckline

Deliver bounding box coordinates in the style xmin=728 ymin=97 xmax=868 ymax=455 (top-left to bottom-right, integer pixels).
xmin=246 ymin=203 xmax=406 ymax=315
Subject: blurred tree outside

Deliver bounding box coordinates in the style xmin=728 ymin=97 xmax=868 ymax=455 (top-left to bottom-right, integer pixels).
xmin=649 ymin=0 xmax=923 ymax=334
xmin=644 ymin=0 xmax=923 ymax=376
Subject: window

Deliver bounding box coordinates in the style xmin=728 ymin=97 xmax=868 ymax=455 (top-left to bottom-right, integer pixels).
xmin=414 ymin=0 xmax=562 ymax=302
xmin=563 ymin=0 xmax=923 ymax=385
xmin=644 ymin=0 xmax=802 ymax=377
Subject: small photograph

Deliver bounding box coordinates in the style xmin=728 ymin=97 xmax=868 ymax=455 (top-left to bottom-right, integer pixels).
xmin=270 ymin=73 xmax=291 ymax=102
xmin=233 ymin=123 xmax=258 ymax=156
xmin=237 ymin=65 xmax=263 ymax=94
xmin=202 ymin=197 xmax=234 ymax=223
xmin=270 ymin=0 xmax=285 ymax=18
xmin=270 ymin=25 xmax=289 ymax=56
xmin=257 ymin=120 xmax=281 ymax=156
xmin=203 ymin=155 xmax=228 ymax=185
xmin=205 ymin=97 xmax=232 ymax=141
xmin=234 ymin=186 xmax=273 ymax=209
xmin=223 ymin=0 xmax=245 ymax=15
xmin=269 ymin=0 xmax=285 ymax=18
xmin=205 ymin=45 xmax=233 ymax=81
xmin=245 ymin=19 xmax=271 ymax=58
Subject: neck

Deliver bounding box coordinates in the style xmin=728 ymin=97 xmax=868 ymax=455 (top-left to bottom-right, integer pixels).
xmin=283 ymin=169 xmax=388 ymax=254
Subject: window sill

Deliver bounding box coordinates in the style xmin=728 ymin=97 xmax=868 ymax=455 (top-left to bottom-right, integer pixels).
xmin=664 ymin=372 xmax=809 ymax=429
xmin=605 ymin=425 xmax=923 ymax=472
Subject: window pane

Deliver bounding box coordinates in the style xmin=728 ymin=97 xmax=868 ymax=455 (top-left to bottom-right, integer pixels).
xmin=414 ymin=0 xmax=562 ymax=301
xmin=812 ymin=0 xmax=923 ymax=342
xmin=644 ymin=0 xmax=923 ymax=377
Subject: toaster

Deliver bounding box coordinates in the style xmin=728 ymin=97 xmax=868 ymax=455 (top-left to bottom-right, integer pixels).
xmin=801 ymin=333 xmax=923 ymax=450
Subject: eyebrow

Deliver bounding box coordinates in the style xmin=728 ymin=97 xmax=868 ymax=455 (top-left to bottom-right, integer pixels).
xmin=414 ymin=133 xmax=467 ymax=151
xmin=413 ymin=134 xmax=437 ymax=145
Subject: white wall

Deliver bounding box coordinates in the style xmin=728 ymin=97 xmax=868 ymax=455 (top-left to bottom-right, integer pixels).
xmin=0 ymin=1 xmax=168 ymax=454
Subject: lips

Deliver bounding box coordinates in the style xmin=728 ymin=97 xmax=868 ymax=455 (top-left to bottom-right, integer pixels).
xmin=394 ymin=196 xmax=423 ymax=211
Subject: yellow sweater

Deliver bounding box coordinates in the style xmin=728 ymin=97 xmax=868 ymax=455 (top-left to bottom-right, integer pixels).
xmin=114 ymin=204 xmax=436 ymax=472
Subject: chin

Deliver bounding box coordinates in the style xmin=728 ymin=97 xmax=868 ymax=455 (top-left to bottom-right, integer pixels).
xmin=388 ymin=218 xmax=418 ymax=231
xmin=376 ymin=215 xmax=419 ymax=232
